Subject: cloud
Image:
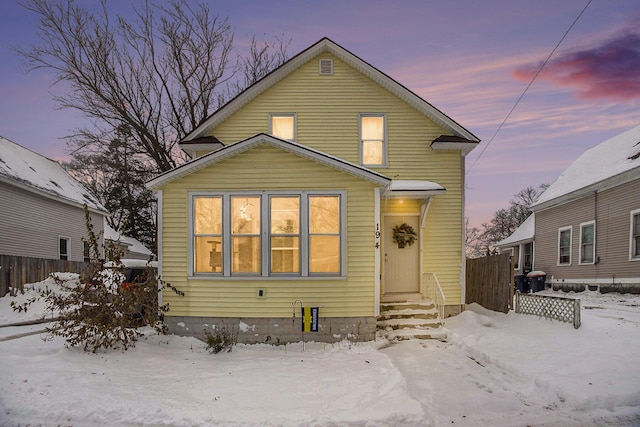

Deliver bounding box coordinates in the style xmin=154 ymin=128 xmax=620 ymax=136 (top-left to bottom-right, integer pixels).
xmin=513 ymin=30 xmax=640 ymax=101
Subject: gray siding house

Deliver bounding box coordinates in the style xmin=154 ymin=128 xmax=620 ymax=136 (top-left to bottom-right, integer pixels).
xmin=0 ymin=136 xmax=108 ymax=261
xmin=509 ymin=125 xmax=640 ymax=291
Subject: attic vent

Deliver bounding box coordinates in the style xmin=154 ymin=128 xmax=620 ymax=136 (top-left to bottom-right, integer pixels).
xmin=319 ymin=59 xmax=333 ymax=75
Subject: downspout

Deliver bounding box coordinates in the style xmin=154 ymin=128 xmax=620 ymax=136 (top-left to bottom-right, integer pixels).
xmin=374 ymin=187 xmax=381 ymax=317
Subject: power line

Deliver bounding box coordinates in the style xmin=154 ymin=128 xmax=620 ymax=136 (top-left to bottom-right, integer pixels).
xmin=466 ymin=0 xmax=593 ymax=175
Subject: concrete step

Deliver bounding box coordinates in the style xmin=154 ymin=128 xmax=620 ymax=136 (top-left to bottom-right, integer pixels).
xmin=377 ymin=297 xmax=445 ymax=341
xmin=380 ymin=327 xmax=448 ymax=341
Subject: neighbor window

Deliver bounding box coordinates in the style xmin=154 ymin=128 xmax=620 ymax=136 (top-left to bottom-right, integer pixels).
xmin=360 ymin=114 xmax=386 ymax=166
xmin=83 ymin=241 xmax=90 ymax=262
xmin=191 ymin=192 xmax=344 ymax=276
xmin=270 ymin=114 xmax=296 ymax=141
xmin=631 ymin=209 xmax=640 ymax=260
xmin=522 ymin=242 xmax=533 ymax=271
xmin=580 ymin=221 xmax=595 ymax=264
xmin=558 ymin=226 xmax=572 ymax=265
xmin=59 ymin=236 xmax=70 ymax=260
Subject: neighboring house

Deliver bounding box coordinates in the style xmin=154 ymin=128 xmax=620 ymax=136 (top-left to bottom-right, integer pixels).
xmin=0 ymin=135 xmax=108 ymax=261
xmin=104 ymin=224 xmax=154 ymax=261
xmin=501 ymin=124 xmax=640 ymax=292
xmin=147 ymin=38 xmax=479 ymax=342
xmin=495 ymin=214 xmax=535 ymax=277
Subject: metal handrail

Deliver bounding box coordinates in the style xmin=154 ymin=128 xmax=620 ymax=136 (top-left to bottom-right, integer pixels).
xmin=422 ymin=272 xmax=446 ymax=320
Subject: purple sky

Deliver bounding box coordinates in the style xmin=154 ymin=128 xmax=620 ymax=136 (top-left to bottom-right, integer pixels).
xmin=1 ymin=0 xmax=639 ymax=227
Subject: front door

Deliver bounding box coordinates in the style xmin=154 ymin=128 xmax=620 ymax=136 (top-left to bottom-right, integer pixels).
xmin=383 ymin=215 xmax=420 ymax=294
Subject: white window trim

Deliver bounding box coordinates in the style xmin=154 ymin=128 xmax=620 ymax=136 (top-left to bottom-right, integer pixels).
xmin=269 ymin=113 xmax=296 ymax=142
xmin=359 ymin=113 xmax=387 ymax=167
xmin=188 ymin=190 xmax=346 ymax=278
xmin=521 ymin=241 xmax=533 ymax=270
xmin=318 ymin=58 xmax=333 ymax=75
xmin=630 ymin=209 xmax=640 ymax=261
xmin=579 ymin=221 xmax=596 ymax=265
xmin=59 ymin=235 xmax=71 ymax=261
xmin=558 ymin=226 xmax=572 ymax=266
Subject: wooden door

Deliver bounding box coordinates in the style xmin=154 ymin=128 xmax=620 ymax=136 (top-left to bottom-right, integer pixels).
xmin=383 ymin=215 xmax=420 ymax=294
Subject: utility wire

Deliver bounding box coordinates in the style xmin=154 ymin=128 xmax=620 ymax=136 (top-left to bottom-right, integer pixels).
xmin=466 ymin=0 xmax=592 ymax=175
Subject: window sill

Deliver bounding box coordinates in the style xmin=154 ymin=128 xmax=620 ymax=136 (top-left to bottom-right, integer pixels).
xmin=188 ymin=275 xmax=347 ymax=281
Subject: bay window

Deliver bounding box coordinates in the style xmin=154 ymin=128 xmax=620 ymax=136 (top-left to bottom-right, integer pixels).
xmin=190 ymin=191 xmax=344 ymax=277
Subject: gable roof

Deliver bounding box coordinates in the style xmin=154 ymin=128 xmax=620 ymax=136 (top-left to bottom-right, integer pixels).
xmin=147 ymin=133 xmax=391 ymax=189
xmin=532 ymin=124 xmax=640 ymax=211
xmin=104 ymin=224 xmax=154 ymax=257
xmin=495 ymin=214 xmax=535 ymax=248
xmin=0 ymin=135 xmax=107 ymax=213
xmin=182 ymin=37 xmax=479 ymax=144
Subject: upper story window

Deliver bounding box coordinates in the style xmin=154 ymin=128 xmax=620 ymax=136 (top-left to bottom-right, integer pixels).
xmin=59 ymin=236 xmax=70 ymax=260
xmin=631 ymin=209 xmax=640 ymax=260
xmin=191 ymin=191 xmax=344 ymax=277
xmin=558 ymin=226 xmax=572 ymax=266
xmin=580 ymin=221 xmax=595 ymax=264
xmin=270 ymin=114 xmax=296 ymax=141
xmin=360 ymin=114 xmax=386 ymax=167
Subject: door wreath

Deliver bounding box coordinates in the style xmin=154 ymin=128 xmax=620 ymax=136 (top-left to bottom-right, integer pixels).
xmin=392 ymin=223 xmax=417 ymax=248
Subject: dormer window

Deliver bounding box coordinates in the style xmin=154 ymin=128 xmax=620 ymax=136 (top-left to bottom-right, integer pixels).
xmin=360 ymin=113 xmax=386 ymax=167
xmin=270 ymin=113 xmax=296 ymax=141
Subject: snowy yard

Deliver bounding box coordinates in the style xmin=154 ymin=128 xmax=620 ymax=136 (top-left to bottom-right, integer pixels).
xmin=1 ymin=274 xmax=639 ymax=426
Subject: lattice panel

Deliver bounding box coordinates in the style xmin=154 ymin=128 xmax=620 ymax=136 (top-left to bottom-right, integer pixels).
xmin=515 ymin=293 xmax=581 ymax=329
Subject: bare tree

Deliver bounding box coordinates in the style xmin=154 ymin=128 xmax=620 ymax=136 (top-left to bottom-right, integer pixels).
xmin=19 ymin=0 xmax=290 ymax=172
xmin=466 ymin=184 xmax=549 ymax=257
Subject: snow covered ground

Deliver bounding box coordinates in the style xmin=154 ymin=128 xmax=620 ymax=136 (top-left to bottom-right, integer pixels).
xmin=1 ymin=274 xmax=639 ymax=426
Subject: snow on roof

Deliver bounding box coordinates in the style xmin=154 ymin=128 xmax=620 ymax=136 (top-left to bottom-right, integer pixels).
xmin=495 ymin=214 xmax=534 ymax=247
xmin=388 ymin=180 xmax=445 ymax=191
xmin=104 ymin=224 xmax=153 ymax=257
xmin=533 ymin=124 xmax=640 ymax=208
xmin=0 ymin=135 xmax=107 ymax=212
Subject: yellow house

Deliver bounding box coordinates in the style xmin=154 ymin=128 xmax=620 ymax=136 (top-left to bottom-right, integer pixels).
xmin=147 ymin=38 xmax=479 ymax=343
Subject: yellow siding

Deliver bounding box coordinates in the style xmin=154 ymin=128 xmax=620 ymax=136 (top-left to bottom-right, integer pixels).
xmin=159 ymin=145 xmax=378 ymax=318
xmin=195 ymin=53 xmax=466 ymax=306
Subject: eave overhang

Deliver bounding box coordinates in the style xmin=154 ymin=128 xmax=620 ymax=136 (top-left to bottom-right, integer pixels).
xmin=431 ymin=135 xmax=480 ymax=156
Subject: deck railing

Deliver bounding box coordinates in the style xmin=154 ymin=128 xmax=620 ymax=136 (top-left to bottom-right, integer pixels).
xmin=423 ymin=272 xmax=446 ymax=320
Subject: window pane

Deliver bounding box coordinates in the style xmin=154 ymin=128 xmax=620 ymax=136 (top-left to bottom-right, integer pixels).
xmin=582 ymin=244 xmax=594 ymax=263
xmin=271 ymin=197 xmax=299 ymax=234
xmin=271 ymin=236 xmax=300 ymax=273
xmin=195 ymin=237 xmax=222 ymax=273
xmin=582 ymin=225 xmax=594 ymax=244
xmin=310 ymin=196 xmax=339 ymax=233
xmin=232 ymin=237 xmax=260 ymax=273
xmin=59 ymin=238 xmax=69 ymax=260
xmin=232 ymin=197 xmax=260 ymax=234
xmin=310 ymin=236 xmax=340 ymax=273
xmin=194 ymin=197 xmax=222 ymax=234
xmin=634 ymin=214 xmax=640 ymax=257
xmin=361 ymin=116 xmax=383 ymax=140
xmin=362 ymin=141 xmax=383 ymax=165
xmin=559 ymin=229 xmax=571 ymax=264
xmin=271 ymin=115 xmax=294 ymax=140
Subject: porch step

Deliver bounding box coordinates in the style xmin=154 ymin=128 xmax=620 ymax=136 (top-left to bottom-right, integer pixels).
xmin=377 ymin=299 xmax=446 ymax=341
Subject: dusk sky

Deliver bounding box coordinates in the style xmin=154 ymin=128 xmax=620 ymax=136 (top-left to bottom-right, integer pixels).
xmin=1 ymin=0 xmax=639 ymax=227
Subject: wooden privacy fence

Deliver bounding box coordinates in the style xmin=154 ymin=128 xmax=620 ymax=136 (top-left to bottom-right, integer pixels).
xmin=0 ymin=254 xmax=90 ymax=297
xmin=466 ymin=252 xmax=514 ymax=313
